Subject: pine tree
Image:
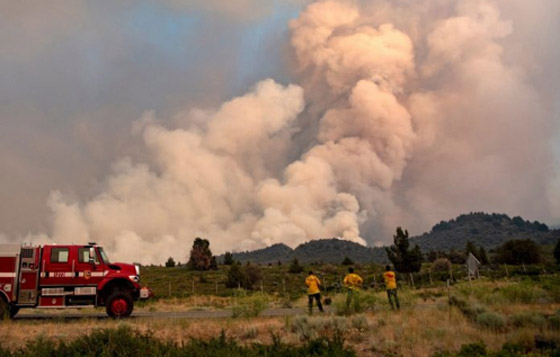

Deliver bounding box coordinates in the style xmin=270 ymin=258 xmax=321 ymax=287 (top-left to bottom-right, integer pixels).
xmin=385 ymin=227 xmax=423 ymax=274
xmin=223 ymin=252 xmax=234 ymax=265
xmin=478 ymin=246 xmax=489 ymax=265
xmin=288 ymin=258 xmax=303 ymax=273
xmin=187 ymin=237 xmax=213 ymax=271
xmin=165 ymin=257 xmax=176 ymax=268
xmin=465 ymin=241 xmax=478 ymax=259
xmin=341 ymin=256 xmax=354 ymax=265
xmin=495 ymin=239 xmax=541 ymax=265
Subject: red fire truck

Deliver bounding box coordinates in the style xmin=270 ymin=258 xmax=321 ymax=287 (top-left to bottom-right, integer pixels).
xmin=0 ymin=242 xmax=152 ymax=318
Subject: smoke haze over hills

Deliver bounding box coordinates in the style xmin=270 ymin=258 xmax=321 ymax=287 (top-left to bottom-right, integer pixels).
xmin=1 ymin=0 xmax=559 ymax=264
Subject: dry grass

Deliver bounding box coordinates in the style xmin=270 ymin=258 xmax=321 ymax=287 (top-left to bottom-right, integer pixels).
xmin=3 ymin=277 xmax=560 ymax=356
xmin=3 ymin=303 xmax=560 ymax=356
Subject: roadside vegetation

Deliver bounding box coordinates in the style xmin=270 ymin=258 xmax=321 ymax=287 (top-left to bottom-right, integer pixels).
xmin=3 ymin=272 xmax=560 ymax=356
xmin=2 ymin=233 xmax=559 ymax=356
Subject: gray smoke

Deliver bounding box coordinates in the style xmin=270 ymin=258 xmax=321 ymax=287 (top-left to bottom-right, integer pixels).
xmin=1 ymin=0 xmax=558 ymax=264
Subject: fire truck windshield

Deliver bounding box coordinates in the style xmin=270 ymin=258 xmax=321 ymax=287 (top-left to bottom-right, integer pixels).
xmin=98 ymin=247 xmax=110 ymax=264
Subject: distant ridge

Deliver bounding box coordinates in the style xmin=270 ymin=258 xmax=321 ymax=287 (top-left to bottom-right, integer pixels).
xmin=219 ymin=212 xmax=559 ymax=264
xmin=218 ymin=238 xmax=387 ymax=265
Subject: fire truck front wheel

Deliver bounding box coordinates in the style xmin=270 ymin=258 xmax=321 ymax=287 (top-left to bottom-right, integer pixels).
xmin=106 ymin=290 xmax=134 ymax=318
xmin=0 ymin=299 xmax=13 ymax=320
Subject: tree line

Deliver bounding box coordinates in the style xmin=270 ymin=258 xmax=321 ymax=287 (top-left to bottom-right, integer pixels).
xmin=162 ymin=229 xmax=560 ymax=290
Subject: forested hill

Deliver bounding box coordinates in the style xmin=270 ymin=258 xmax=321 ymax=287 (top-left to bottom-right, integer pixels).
xmin=412 ymin=212 xmax=558 ymax=253
xmin=221 ymin=212 xmax=559 ymax=264
xmin=220 ymin=238 xmax=386 ymax=265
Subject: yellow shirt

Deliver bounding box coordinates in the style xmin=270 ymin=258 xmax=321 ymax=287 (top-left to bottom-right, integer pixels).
xmin=305 ymin=275 xmax=321 ymax=295
xmin=383 ymin=271 xmax=397 ymax=290
xmin=343 ymin=273 xmax=363 ymax=290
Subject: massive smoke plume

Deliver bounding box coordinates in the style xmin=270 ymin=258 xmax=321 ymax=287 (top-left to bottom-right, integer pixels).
xmin=2 ymin=0 xmax=559 ymax=264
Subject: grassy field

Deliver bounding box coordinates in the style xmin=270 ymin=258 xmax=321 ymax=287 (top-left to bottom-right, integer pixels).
xmin=139 ymin=262 xmax=559 ymax=300
xmin=2 ymin=265 xmax=560 ymax=356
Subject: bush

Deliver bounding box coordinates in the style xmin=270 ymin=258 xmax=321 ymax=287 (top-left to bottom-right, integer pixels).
xmin=290 ymin=315 xmax=350 ymax=342
xmin=497 ymin=283 xmax=545 ymax=304
xmin=494 ymin=239 xmax=541 ymax=265
xmin=350 ymin=315 xmax=368 ymax=331
xmin=511 ymin=312 xmax=546 ymax=328
xmin=476 ymin=311 xmax=507 ymax=331
xmin=457 ymin=342 xmax=487 ymax=357
xmin=333 ymin=291 xmax=378 ymax=316
xmin=431 ymin=258 xmax=451 ymax=272
xmin=2 ymin=325 xmax=356 ymax=356
xmin=225 ymin=263 xmax=262 ymax=290
xmin=548 ymin=314 xmax=560 ymax=331
xmin=231 ymin=292 xmax=269 ymax=318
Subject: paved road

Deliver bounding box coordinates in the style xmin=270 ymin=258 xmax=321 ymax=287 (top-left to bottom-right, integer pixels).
xmin=14 ymin=302 xmax=442 ymax=321
xmin=14 ymin=307 xmax=312 ymax=320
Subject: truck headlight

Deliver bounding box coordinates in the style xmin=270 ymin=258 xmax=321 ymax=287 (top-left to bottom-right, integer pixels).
xmin=129 ymin=275 xmax=140 ymax=283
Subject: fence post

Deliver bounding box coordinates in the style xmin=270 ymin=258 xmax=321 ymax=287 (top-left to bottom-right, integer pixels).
xmin=504 ymin=264 xmax=509 ymax=278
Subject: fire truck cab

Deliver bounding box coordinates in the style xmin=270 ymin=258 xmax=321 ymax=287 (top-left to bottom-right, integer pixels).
xmin=0 ymin=243 xmax=152 ymax=318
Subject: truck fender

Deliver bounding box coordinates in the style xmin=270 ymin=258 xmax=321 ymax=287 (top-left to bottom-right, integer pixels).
xmin=98 ymin=277 xmax=134 ymax=294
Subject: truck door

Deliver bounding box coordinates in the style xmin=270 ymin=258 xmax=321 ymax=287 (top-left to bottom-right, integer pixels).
xmin=73 ymin=246 xmax=105 ymax=291
xmin=41 ymin=246 xmax=76 ymax=286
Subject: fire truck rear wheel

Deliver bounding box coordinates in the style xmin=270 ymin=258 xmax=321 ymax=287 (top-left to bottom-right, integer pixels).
xmin=106 ymin=290 xmax=134 ymax=318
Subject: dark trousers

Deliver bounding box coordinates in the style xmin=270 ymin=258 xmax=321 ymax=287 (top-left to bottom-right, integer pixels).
xmin=308 ymin=293 xmax=324 ymax=312
xmin=387 ymin=289 xmax=400 ymax=309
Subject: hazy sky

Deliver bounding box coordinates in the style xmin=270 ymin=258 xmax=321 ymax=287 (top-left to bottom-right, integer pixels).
xmin=1 ymin=0 xmax=559 ymax=263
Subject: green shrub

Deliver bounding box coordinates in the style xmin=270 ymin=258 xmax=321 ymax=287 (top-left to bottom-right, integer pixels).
xmin=231 ymin=292 xmax=269 ymax=318
xmin=291 ymin=316 xmax=320 ymax=341
xmin=2 ymin=325 xmax=356 ymax=357
xmin=548 ymin=314 xmax=560 ymax=331
xmin=510 ymin=312 xmax=546 ymax=328
xmin=351 ymin=314 xmax=368 ymax=331
xmin=498 ymin=284 xmax=543 ymax=304
xmin=333 ymin=291 xmax=378 ymax=316
xmin=476 ymin=311 xmax=507 ymax=331
xmin=457 ymin=341 xmax=487 ymax=357
xmin=290 ymin=316 xmax=350 ymax=342
xmin=448 ymin=295 xmax=477 ymax=319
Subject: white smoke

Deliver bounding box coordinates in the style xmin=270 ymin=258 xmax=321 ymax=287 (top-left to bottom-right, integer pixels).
xmin=11 ymin=0 xmax=559 ymax=263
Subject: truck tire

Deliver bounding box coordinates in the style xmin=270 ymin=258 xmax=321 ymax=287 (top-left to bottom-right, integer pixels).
xmin=106 ymin=290 xmax=134 ymax=318
xmin=0 ymin=299 xmax=10 ymax=320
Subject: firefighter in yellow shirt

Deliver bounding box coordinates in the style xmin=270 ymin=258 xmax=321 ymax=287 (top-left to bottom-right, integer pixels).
xmin=343 ymin=267 xmax=363 ymax=310
xmin=305 ymin=271 xmax=324 ymax=313
xmin=383 ymin=265 xmax=400 ymax=310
